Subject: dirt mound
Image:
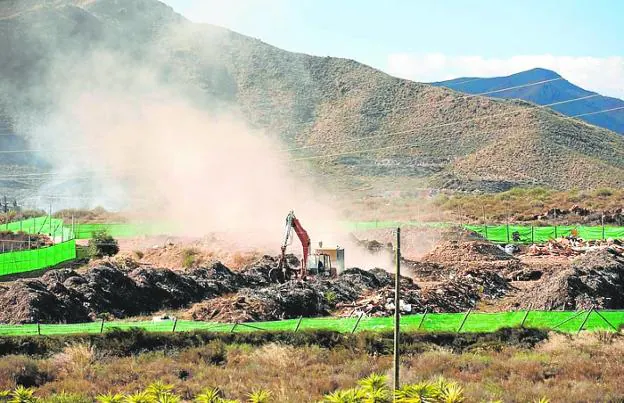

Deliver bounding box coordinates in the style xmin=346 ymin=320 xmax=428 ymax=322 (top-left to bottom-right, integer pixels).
xmin=0 ymin=261 xmax=249 ymax=324
xmin=514 ymin=248 xmax=624 ymax=310
xmin=422 ymin=240 xmax=516 ymax=263
xmin=185 ymin=267 xmax=397 ymax=322
xmin=421 ymin=269 xmax=511 ymax=312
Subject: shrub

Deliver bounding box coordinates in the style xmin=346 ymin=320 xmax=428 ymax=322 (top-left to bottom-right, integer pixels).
xmin=181 ymin=248 xmax=200 ymax=269
xmin=88 ymin=230 xmax=119 ymax=258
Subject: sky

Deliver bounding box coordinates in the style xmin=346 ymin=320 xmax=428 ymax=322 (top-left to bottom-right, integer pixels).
xmin=163 ymin=0 xmax=624 ymax=98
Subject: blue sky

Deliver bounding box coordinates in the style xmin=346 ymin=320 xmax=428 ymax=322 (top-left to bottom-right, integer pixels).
xmin=163 ymin=0 xmax=624 ymax=98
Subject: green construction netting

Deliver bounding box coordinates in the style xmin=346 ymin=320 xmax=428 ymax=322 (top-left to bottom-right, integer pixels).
xmin=465 ymin=224 xmax=624 ymax=244
xmin=70 ymin=222 xmax=177 ymax=239
xmin=0 ymin=239 xmax=76 ymax=277
xmin=0 ymin=310 xmax=621 ymax=337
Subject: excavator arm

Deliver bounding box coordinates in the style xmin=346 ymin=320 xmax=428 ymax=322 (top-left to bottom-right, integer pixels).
xmin=277 ymin=210 xmax=310 ymax=280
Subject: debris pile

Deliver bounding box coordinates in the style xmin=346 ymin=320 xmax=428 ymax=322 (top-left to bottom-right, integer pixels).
xmin=185 ymin=268 xmax=395 ymax=322
xmin=514 ymin=248 xmax=624 ymax=310
xmin=336 ymin=269 xmax=511 ymax=316
xmin=422 ymin=240 xmax=516 ymax=262
xmin=527 ymin=237 xmax=623 ymax=257
xmin=0 ymin=261 xmax=253 ymax=324
xmin=421 ymin=269 xmax=511 ymax=312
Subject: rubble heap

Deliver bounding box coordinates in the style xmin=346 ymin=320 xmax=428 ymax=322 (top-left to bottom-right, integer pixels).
xmin=514 ymin=248 xmax=624 ymax=310
xmin=422 ymin=240 xmax=516 ymax=262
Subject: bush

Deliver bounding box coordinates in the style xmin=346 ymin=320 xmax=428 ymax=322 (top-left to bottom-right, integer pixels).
xmin=88 ymin=230 xmax=119 ymax=258
xmin=181 ymin=248 xmax=200 ymax=269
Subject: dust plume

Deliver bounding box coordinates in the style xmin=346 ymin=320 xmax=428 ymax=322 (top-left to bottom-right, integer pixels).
xmin=1 ymin=2 xmax=402 ymax=270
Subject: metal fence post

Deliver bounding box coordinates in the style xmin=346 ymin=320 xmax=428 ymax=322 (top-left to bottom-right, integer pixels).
xmin=172 ymin=317 xmax=178 ymax=333
xmin=577 ymin=308 xmax=594 ymax=334
xmin=417 ymin=308 xmax=429 ymax=331
xmin=37 ymin=322 xmax=41 ymax=336
xmin=100 ymin=318 xmax=105 ymax=334
xmin=294 ymin=316 xmax=303 ymax=333
xmin=351 ymin=312 xmax=364 ymax=334
xmin=457 ymin=309 xmax=472 ymax=333
xmin=520 ymin=306 xmax=532 ymax=328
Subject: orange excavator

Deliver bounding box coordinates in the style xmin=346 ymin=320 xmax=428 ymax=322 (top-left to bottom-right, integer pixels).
xmin=271 ymin=211 xmax=344 ymax=282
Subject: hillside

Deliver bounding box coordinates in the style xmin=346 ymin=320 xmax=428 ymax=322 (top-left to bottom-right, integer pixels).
xmin=0 ymin=0 xmax=623 ymax=196
xmin=432 ymin=68 xmax=624 ymax=134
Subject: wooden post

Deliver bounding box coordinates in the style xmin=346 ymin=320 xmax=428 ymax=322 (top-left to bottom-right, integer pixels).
xmin=393 ymin=227 xmax=401 ymax=391
xmin=294 ymin=316 xmax=303 ymax=333
xmin=351 ymin=312 xmax=365 ymax=334
xmin=100 ymin=318 xmax=105 ymax=334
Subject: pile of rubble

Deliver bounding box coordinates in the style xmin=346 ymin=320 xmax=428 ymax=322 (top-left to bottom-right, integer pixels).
xmin=513 ymin=248 xmax=624 ymax=310
xmin=335 ymin=269 xmax=511 ymax=316
xmin=0 ymin=255 xmax=301 ymax=324
xmin=527 ymin=237 xmax=623 ymax=257
xmin=422 ymin=240 xmax=516 ymax=263
xmin=186 ymin=268 xmax=395 ymax=322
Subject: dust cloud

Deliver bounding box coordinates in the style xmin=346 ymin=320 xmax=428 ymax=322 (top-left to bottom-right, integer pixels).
xmin=4 ymin=3 xmax=400 ymax=269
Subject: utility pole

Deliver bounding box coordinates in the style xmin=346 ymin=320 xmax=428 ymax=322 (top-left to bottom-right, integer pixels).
xmin=393 ymin=227 xmax=401 ymax=391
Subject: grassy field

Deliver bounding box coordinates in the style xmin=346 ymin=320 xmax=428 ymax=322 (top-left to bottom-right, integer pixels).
xmin=1 ymin=310 xmax=620 ymax=337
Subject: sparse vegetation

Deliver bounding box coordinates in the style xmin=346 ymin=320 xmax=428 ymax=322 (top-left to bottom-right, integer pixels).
xmin=88 ymin=230 xmax=119 ymax=258
xmin=181 ymin=248 xmax=200 ymax=269
xmin=0 ymin=330 xmax=621 ymax=401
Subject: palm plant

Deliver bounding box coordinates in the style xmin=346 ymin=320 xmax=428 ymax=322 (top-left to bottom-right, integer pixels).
xmin=145 ymin=382 xmax=175 ymax=403
xmin=247 ymin=390 xmax=271 ymax=403
xmin=194 ymin=389 xmax=224 ymax=403
xmin=96 ymin=393 xmax=125 ymax=403
xmin=9 ymin=386 xmax=38 ymax=403
xmin=123 ymin=391 xmax=153 ymax=403
xmin=322 ymin=389 xmax=366 ymax=403
xmin=394 ymin=381 xmax=439 ymax=403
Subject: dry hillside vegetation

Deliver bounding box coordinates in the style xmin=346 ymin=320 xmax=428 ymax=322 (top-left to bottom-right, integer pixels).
xmin=0 ymin=0 xmax=623 ymax=193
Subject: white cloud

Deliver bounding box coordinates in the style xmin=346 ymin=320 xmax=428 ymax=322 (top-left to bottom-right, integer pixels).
xmin=386 ymin=54 xmax=624 ymax=99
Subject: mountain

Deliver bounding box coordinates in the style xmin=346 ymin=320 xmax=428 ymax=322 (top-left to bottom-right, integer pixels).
xmin=0 ymin=0 xmax=623 ymax=196
xmin=432 ymin=68 xmax=624 ymax=134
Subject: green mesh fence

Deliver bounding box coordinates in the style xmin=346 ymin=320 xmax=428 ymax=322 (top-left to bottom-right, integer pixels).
xmin=465 ymin=224 xmax=624 ymax=244
xmin=70 ymin=222 xmax=177 ymax=239
xmin=0 ymin=310 xmax=622 ymax=337
xmin=0 ymin=239 xmax=76 ymax=277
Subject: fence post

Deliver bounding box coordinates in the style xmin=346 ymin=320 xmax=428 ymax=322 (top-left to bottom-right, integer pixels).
xmin=520 ymin=306 xmax=532 ymax=328
xmin=457 ymin=309 xmax=472 ymax=333
xmin=172 ymin=317 xmax=178 ymax=333
xmin=531 ymin=226 xmax=534 ymax=244
xmin=506 ymin=223 xmax=510 ymax=243
xmin=393 ymin=227 xmax=401 ymax=391
xmin=554 ymin=225 xmax=558 ymax=239
xmin=100 ymin=318 xmax=105 ymax=334
xmin=294 ymin=316 xmax=303 ymax=333
xmin=37 ymin=322 xmax=41 ymax=336
xmin=577 ymin=308 xmax=594 ymax=334
xmin=230 ymin=323 xmax=238 ymax=333
xmin=417 ymin=308 xmax=428 ymax=331
xmin=351 ymin=312 xmax=364 ymax=334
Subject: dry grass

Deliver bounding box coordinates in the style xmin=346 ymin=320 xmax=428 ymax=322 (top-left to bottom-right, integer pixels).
xmin=2 ymin=333 xmax=624 ymax=402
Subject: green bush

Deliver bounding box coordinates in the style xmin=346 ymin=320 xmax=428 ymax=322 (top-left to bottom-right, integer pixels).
xmin=88 ymin=230 xmax=119 ymax=258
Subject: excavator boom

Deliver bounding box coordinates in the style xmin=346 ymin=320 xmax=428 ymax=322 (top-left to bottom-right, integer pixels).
xmin=277 ymin=211 xmax=311 ymax=280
